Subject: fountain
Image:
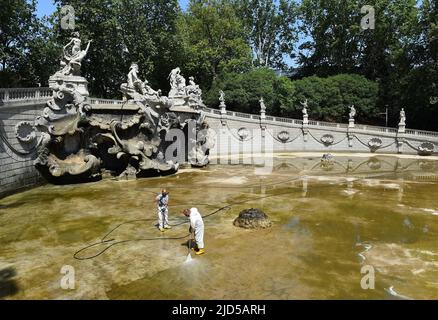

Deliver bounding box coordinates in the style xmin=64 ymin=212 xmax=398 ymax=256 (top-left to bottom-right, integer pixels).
xmin=33 ymin=33 xmax=214 ymax=184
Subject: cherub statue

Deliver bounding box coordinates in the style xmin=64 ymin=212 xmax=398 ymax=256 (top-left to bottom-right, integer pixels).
xmin=56 ymin=32 xmax=92 ymax=76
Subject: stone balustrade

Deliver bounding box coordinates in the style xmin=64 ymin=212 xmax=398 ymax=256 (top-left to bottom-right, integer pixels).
xmin=1 ymin=87 xmax=438 ymax=139
xmin=0 ymin=87 xmax=53 ymax=104
xmin=1 ymin=87 xmax=438 ymax=198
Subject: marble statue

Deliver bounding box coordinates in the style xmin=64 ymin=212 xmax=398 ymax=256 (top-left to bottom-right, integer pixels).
xmin=349 ymin=105 xmax=356 ymax=128
xmin=56 ymin=32 xmax=92 ymax=77
xmin=219 ymin=90 xmax=225 ymax=104
xmin=35 ymin=34 xmax=100 ymax=183
xmin=169 ymin=67 xmax=186 ymax=97
xmin=301 ymin=99 xmax=309 ymax=125
xmin=186 ymin=77 xmax=201 ymax=96
xmin=301 ymin=99 xmax=308 ymax=117
xmin=32 ymin=36 xmax=213 ymax=184
xmin=188 ymin=119 xmax=216 ymax=168
xmin=399 ymin=108 xmax=406 ymax=126
xmin=120 ymin=63 xmax=161 ymax=101
xmin=185 ymin=76 xmax=203 ymax=105
xmin=349 ymin=105 xmax=356 ymax=120
xmin=260 ymin=97 xmax=266 ymax=113
xmin=219 ymin=90 xmax=226 ymax=115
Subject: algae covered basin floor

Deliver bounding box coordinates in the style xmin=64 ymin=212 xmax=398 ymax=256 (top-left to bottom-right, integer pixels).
xmin=1 ymin=154 xmax=438 ymax=299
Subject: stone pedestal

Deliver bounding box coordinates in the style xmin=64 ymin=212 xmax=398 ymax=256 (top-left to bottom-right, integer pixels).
xmin=349 ymin=119 xmax=355 ymax=128
xmin=49 ymin=75 xmax=89 ymax=97
xmin=219 ymin=102 xmax=227 ymax=126
xmin=303 ymin=115 xmax=309 ymax=125
xmin=168 ymin=95 xmax=188 ymax=107
xmin=398 ymin=123 xmax=406 ymax=133
xmin=348 ymin=133 xmax=354 ymax=147
xmin=302 ymin=123 xmax=309 ymax=142
xmin=220 ymin=102 xmax=226 ymax=115
xmin=397 ymin=138 xmax=404 ymax=154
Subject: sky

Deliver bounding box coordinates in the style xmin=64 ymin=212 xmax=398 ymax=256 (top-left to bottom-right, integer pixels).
xmin=36 ymin=0 xmax=190 ymax=17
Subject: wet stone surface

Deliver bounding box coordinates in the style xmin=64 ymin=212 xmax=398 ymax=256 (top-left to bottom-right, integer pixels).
xmin=1 ymin=153 xmax=438 ymax=299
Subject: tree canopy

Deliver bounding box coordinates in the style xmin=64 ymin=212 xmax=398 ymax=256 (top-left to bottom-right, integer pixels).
xmin=1 ymin=0 xmax=437 ymax=131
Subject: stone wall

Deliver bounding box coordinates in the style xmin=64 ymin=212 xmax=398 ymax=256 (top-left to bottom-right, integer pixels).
xmin=0 ymin=103 xmax=45 ymax=198
xmin=203 ymin=108 xmax=438 ymax=161
xmin=1 ymin=88 xmax=438 ymax=198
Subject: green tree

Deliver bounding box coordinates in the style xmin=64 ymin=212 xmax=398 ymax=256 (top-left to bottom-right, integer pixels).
xmin=22 ymin=16 xmax=62 ymax=87
xmin=281 ymin=74 xmax=378 ymax=123
xmin=331 ymin=74 xmax=379 ymax=123
xmin=177 ymin=0 xmax=252 ymax=90
xmin=298 ymin=0 xmax=362 ymax=77
xmin=296 ymin=0 xmax=438 ymax=130
xmin=236 ymin=0 xmax=298 ymax=70
xmin=0 ymin=0 xmax=41 ymax=87
xmin=53 ymin=0 xmax=183 ymax=98
xmin=396 ymin=0 xmax=438 ymax=131
xmin=205 ymin=67 xmax=294 ymax=115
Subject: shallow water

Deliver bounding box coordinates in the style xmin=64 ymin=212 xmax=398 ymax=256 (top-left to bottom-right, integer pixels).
xmin=0 ymin=154 xmax=437 ymax=299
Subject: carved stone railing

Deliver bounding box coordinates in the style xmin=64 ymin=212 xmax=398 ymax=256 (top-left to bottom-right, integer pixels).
xmin=2 ymin=87 xmax=438 ymax=139
xmin=201 ymin=105 xmax=438 ymax=139
xmin=0 ymin=87 xmax=53 ymax=103
xmin=88 ymin=97 xmax=125 ymax=105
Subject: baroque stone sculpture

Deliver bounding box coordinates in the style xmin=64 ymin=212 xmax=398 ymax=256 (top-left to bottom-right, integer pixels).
xmin=167 ymin=68 xmax=206 ymax=111
xmin=55 ymin=32 xmax=91 ymax=77
xmin=169 ymin=67 xmax=186 ymax=97
xmin=120 ymin=63 xmax=162 ymax=102
xmin=33 ymin=35 xmax=214 ymax=184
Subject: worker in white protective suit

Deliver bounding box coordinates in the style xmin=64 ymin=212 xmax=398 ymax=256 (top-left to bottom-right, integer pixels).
xmin=183 ymin=208 xmax=205 ymax=255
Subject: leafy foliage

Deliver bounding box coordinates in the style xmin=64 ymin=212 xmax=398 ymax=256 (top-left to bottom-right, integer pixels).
xmin=0 ymin=0 xmax=43 ymax=86
xmin=53 ymin=0 xmax=182 ymax=98
xmin=204 ymin=67 xmax=294 ymax=115
xmin=283 ymin=74 xmax=378 ymax=123
xmin=237 ymin=0 xmax=298 ymax=69
xmin=1 ymin=0 xmax=437 ymax=130
xmin=177 ymin=0 xmax=253 ymax=89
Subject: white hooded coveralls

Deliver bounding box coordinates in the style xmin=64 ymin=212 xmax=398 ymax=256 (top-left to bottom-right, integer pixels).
xmin=189 ymin=208 xmax=204 ymax=249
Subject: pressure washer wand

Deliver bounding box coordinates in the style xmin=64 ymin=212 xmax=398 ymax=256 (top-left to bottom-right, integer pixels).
xmin=188 ymin=229 xmax=194 ymax=252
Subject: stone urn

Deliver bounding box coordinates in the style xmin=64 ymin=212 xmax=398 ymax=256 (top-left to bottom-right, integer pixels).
xmin=233 ymin=208 xmax=272 ymax=229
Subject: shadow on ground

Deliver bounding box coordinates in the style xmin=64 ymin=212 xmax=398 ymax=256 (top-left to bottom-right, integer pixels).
xmin=0 ymin=267 xmax=19 ymax=299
